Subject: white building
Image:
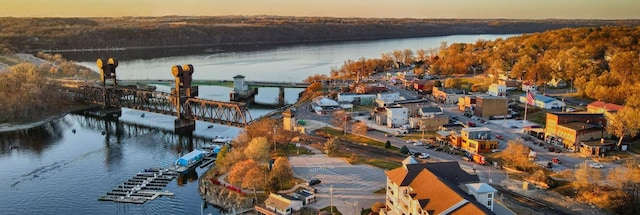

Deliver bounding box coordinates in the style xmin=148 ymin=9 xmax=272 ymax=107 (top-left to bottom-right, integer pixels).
xmin=519 ymin=93 xmax=565 ymax=109
xmin=487 ymin=84 xmax=507 ymax=97
xmin=312 ymin=96 xmax=341 ymax=114
xmin=466 ymin=183 xmax=498 ymax=211
xmin=386 ymin=106 xmax=408 ymax=128
xmin=261 ymin=193 xmax=304 ymax=215
xmin=380 ymin=159 xmax=497 ymax=215
xmin=378 ymin=91 xmax=401 ymax=101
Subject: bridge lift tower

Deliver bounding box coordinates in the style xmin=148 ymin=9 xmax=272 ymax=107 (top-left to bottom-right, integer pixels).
xmin=172 ymin=64 xmax=196 ymax=134
xmin=96 ymin=57 xmax=122 ymax=118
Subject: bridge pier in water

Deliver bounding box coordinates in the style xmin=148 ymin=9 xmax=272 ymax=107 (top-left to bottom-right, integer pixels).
xmin=172 ymin=64 xmax=196 ymax=134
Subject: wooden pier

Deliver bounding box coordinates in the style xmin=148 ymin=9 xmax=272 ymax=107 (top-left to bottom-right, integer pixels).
xmin=98 ymin=168 xmax=177 ymax=204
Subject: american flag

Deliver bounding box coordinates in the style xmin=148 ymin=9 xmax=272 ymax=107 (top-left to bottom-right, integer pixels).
xmin=526 ymin=91 xmax=535 ymax=105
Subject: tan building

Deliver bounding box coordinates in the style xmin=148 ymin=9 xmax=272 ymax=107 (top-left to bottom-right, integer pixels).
xmin=544 ymin=113 xmax=609 ymax=152
xmin=460 ymin=127 xmax=499 ymax=154
xmin=432 ymin=87 xmax=464 ymax=104
xmin=381 ymin=158 xmax=497 ymax=215
xmin=474 ymin=96 xmax=508 ymax=119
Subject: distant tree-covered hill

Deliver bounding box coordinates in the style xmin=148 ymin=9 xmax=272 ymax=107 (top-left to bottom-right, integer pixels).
xmin=0 ymin=16 xmax=638 ymax=54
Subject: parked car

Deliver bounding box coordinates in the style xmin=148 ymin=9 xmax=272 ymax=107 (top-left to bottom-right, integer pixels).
xmin=548 ymin=147 xmax=555 ymax=152
xmin=589 ymin=163 xmax=604 ymax=169
xmin=546 ymin=162 xmax=553 ymax=169
xmin=510 ymin=125 xmax=519 ymax=128
xmin=495 ymin=135 xmax=504 ymax=140
xmin=434 ymin=147 xmax=444 ymax=151
xmin=552 ymin=158 xmax=561 ymax=164
xmin=308 ymin=179 xmax=322 ymax=186
xmin=418 ymin=153 xmax=431 ymax=159
xmin=462 ymin=157 xmax=471 ymax=162
xmin=413 ymin=141 xmax=424 ymax=146
xmin=425 ymin=144 xmax=435 ymax=149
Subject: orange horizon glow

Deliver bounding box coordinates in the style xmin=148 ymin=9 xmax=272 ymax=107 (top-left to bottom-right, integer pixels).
xmin=1 ymin=0 xmax=638 ymax=19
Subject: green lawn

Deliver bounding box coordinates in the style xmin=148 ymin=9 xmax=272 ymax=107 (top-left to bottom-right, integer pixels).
xmin=322 ymin=127 xmax=397 ymax=150
xmin=0 ymin=55 xmax=22 ymax=66
xmin=361 ymin=158 xmax=402 ymax=170
xmin=273 ymin=142 xmax=315 ymax=157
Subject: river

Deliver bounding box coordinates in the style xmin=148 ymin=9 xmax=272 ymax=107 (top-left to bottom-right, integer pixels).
xmin=1 ymin=34 xmax=513 ymax=215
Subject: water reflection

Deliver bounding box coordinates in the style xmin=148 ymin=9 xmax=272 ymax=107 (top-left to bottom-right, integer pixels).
xmin=0 ymin=112 xmax=225 ymax=215
xmin=0 ymin=119 xmax=65 ymax=156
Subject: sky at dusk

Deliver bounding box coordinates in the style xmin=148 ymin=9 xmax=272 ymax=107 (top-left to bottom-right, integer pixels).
xmin=1 ymin=0 xmax=638 ymax=19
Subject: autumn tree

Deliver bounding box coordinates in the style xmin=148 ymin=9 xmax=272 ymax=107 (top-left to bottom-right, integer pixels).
xmin=443 ymin=78 xmax=457 ymax=88
xmin=228 ymin=159 xmax=259 ymax=186
xmin=243 ymin=167 xmax=265 ymax=200
xmin=352 ymin=121 xmax=368 ymax=135
xmin=324 ymin=138 xmax=340 ymax=155
xmin=331 ymin=109 xmax=349 ymax=132
xmin=606 ymin=107 xmax=640 ymax=148
xmin=270 ymin=157 xmax=293 ymax=190
xmin=501 ymin=139 xmax=535 ymax=171
xmin=244 ymin=137 xmax=271 ymax=163
xmin=607 ymin=159 xmax=640 ymax=213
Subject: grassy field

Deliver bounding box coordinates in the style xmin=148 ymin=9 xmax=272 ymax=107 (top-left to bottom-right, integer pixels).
xmin=273 ymin=142 xmax=316 ymax=157
xmin=322 ymin=127 xmax=397 ymax=150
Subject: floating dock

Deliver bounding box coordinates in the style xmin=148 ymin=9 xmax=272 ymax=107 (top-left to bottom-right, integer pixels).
xmin=98 ymin=168 xmax=176 ymax=204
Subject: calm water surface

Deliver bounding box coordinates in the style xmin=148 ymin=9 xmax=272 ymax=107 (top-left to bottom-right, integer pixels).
xmin=2 ymin=34 xmax=515 ymax=214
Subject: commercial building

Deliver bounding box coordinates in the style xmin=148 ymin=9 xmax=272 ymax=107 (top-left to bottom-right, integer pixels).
xmin=544 ymin=113 xmax=609 ymax=152
xmin=433 ymin=87 xmax=465 ymax=104
xmin=408 ymin=106 xmax=449 ymax=131
xmin=460 ymin=127 xmax=499 ymax=154
xmin=311 ymin=96 xmax=340 ymax=114
xmin=474 ymin=96 xmax=508 ymax=119
xmin=381 ymin=158 xmax=497 ymax=215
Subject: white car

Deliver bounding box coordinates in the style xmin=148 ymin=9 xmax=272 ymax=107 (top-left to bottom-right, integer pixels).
xmin=413 ymin=141 xmax=424 ymax=146
xmin=589 ymin=163 xmax=604 ymax=169
xmin=418 ymin=153 xmax=431 ymax=159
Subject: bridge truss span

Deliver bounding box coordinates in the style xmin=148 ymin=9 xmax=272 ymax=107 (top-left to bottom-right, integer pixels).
xmin=74 ymin=85 xmax=252 ymax=127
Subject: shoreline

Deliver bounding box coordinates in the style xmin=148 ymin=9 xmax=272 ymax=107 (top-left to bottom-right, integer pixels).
xmin=0 ymin=105 xmax=94 ymax=133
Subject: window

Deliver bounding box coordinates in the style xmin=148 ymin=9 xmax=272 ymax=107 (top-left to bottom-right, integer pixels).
xmin=487 ymin=200 xmax=492 ymax=206
xmin=487 ymin=193 xmax=493 ymax=198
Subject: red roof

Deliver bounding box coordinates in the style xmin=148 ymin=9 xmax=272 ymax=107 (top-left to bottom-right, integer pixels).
xmin=588 ymin=101 xmax=624 ymax=112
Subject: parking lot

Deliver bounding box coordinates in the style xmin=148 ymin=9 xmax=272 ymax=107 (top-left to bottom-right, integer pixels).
xmin=289 ymin=153 xmax=387 ymax=214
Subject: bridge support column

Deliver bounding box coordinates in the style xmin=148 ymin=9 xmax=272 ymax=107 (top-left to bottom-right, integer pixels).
xmin=172 ymin=64 xmax=196 ymax=133
xmin=174 ymin=119 xmax=195 ymax=135
xmin=278 ymin=86 xmax=285 ymax=107
xmin=96 ymin=107 xmax=122 ymax=119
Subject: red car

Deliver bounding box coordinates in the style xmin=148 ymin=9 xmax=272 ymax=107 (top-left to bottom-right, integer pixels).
xmin=495 ymin=135 xmax=504 ymax=140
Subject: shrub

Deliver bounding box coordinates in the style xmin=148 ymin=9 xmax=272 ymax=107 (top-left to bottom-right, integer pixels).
xmin=385 ymin=141 xmax=391 ymax=149
xmin=400 ymin=146 xmax=409 ymax=154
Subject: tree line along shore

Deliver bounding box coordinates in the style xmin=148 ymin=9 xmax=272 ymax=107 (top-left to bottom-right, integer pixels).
xmin=1 ymin=16 xmax=639 ymax=53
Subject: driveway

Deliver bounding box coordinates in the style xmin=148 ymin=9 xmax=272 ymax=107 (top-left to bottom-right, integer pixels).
xmin=289 ymin=151 xmax=387 ymax=214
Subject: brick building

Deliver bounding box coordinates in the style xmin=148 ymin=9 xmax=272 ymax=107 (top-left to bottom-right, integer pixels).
xmin=544 ymin=113 xmax=609 ymax=152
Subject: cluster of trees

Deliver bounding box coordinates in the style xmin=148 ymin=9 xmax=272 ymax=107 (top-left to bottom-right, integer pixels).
xmin=572 ymin=159 xmax=640 ymax=214
xmin=431 ymin=26 xmax=640 ymax=104
xmin=35 ymin=52 xmax=99 ymax=79
xmin=214 ymin=118 xmax=295 ymax=194
xmin=0 ymin=63 xmax=71 ymax=123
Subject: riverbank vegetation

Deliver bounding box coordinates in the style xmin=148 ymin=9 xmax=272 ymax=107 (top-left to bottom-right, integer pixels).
xmin=0 ymin=52 xmax=98 ymax=124
xmin=1 ymin=16 xmax=638 ymax=54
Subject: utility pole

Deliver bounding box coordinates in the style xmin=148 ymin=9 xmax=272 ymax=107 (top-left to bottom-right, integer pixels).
xmin=273 ymin=125 xmax=278 ymax=151
xmin=330 ymin=185 xmax=334 ymax=214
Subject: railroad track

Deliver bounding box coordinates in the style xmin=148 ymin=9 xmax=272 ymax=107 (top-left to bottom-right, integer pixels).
xmin=493 ymin=185 xmax=571 ymax=215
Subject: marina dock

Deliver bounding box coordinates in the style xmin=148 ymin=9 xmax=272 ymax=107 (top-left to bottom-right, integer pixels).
xmin=98 ymin=149 xmax=217 ymax=204
xmin=98 ymin=168 xmax=177 ymax=204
